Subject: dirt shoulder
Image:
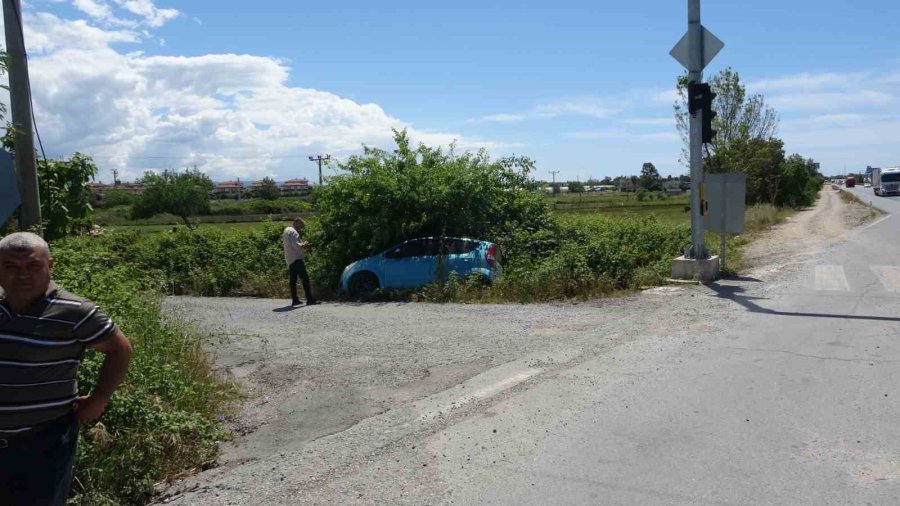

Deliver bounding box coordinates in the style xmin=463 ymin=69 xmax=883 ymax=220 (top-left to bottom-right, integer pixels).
xmin=741 ymin=186 xmax=878 ymax=275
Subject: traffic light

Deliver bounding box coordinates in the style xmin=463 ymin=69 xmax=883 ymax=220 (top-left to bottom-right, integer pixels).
xmin=701 ymin=84 xmax=717 ymax=143
xmin=687 ymin=81 xmax=704 ymax=115
xmin=687 ymin=82 xmax=717 ymax=144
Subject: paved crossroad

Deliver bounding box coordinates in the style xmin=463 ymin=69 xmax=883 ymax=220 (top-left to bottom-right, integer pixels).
xmin=437 ymin=188 xmax=900 ymax=504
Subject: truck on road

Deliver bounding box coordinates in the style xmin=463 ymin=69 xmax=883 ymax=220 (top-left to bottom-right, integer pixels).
xmin=872 ymin=167 xmax=900 ymax=196
xmin=846 ymin=176 xmax=856 ymax=188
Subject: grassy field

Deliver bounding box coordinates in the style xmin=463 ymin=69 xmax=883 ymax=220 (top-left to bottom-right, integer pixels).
xmin=550 ymin=191 xmax=690 ymax=224
xmin=107 ymin=192 xmax=690 ymax=232
xmin=109 ymin=221 xmax=291 ymax=233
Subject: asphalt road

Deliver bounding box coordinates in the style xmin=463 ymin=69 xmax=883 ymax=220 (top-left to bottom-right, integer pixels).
xmin=163 ymin=189 xmax=900 ymax=505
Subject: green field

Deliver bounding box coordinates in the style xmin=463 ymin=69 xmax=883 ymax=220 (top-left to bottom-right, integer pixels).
xmin=550 ymin=191 xmax=690 ymax=224
xmin=109 ymin=220 xmax=292 ymax=233
xmin=101 ymin=191 xmax=690 ymax=232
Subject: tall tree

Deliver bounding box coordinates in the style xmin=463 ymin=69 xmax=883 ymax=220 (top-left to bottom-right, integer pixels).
xmin=639 ymin=162 xmax=661 ymax=191
xmin=38 ymin=154 xmax=98 ymax=240
xmin=133 ymin=168 xmax=213 ymax=227
xmin=674 ymin=67 xmax=779 ymax=165
xmin=254 ymin=177 xmax=281 ymax=200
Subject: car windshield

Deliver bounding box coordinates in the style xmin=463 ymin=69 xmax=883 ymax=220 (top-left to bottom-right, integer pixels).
xmin=882 ymin=173 xmax=900 ymax=182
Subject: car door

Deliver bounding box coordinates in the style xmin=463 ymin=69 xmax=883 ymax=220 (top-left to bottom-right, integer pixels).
xmin=441 ymin=239 xmax=478 ymax=278
xmin=382 ymin=239 xmax=438 ymax=289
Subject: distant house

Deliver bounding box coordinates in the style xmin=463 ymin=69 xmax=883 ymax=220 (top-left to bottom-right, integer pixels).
xmin=281 ymin=178 xmax=311 ymax=197
xmin=214 ymin=180 xmax=244 ymax=199
xmin=665 ymin=188 xmax=684 ymax=196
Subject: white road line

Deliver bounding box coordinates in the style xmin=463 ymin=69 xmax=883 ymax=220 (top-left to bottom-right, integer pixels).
xmin=856 ymin=213 xmax=892 ymax=233
xmin=815 ymin=265 xmax=850 ymax=291
xmin=417 ymin=349 xmax=581 ymax=421
xmin=871 ymin=266 xmax=900 ymax=293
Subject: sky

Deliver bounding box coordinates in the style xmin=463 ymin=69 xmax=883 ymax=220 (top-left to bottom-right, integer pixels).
xmin=7 ymin=0 xmax=900 ymax=183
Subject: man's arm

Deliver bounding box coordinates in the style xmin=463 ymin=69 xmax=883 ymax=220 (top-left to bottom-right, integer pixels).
xmin=76 ymin=328 xmax=133 ymax=424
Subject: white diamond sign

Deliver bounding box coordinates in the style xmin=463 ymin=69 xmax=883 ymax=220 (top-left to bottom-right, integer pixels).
xmin=670 ymin=26 xmax=725 ymax=71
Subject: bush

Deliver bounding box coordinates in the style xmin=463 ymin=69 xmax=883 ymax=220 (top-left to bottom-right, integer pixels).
xmin=133 ymin=169 xmax=214 ymax=226
xmin=310 ymin=129 xmax=552 ymax=291
xmin=96 ymin=189 xmax=139 ymax=209
xmin=47 ymin=235 xmax=237 ymax=504
xmin=744 ymin=203 xmax=781 ymax=232
xmin=121 ymin=223 xmax=288 ymax=296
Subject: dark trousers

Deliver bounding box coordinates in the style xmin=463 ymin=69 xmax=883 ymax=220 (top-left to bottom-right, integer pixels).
xmin=0 ymin=414 xmax=78 ymax=506
xmin=289 ymin=259 xmax=314 ymax=303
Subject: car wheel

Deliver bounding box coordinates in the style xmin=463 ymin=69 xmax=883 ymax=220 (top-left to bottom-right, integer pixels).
xmin=468 ymin=273 xmax=492 ymax=286
xmin=349 ymin=272 xmax=379 ymax=298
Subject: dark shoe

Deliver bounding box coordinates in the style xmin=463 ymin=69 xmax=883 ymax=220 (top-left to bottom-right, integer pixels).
xmin=291 ymin=299 xmax=302 ymax=306
xmin=305 ymin=300 xmax=319 ymax=306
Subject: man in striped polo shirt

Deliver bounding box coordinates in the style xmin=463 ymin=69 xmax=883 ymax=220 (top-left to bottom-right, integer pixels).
xmin=0 ymin=232 xmax=132 ymax=505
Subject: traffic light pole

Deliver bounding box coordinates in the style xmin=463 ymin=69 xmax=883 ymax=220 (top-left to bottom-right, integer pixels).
xmin=687 ymin=0 xmax=709 ymax=260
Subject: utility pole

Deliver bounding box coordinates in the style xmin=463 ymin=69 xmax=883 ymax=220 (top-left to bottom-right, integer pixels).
xmin=3 ymin=0 xmax=41 ymax=232
xmin=308 ymin=154 xmax=331 ymax=186
xmin=112 ymin=168 xmax=120 ymax=186
xmin=549 ymin=170 xmax=560 ymax=186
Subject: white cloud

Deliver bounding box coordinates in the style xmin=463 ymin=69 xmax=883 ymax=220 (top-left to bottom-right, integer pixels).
xmin=624 ymin=118 xmax=673 ymax=126
xmin=639 ymin=132 xmax=679 ymax=142
xmin=566 ymin=129 xmax=626 ymax=140
xmin=111 ymin=0 xmax=179 ymax=27
xmin=651 ymin=88 xmax=679 ymax=105
xmin=476 ymin=96 xmax=616 ymax=123
xmin=478 ymin=113 xmax=527 ymax=123
xmin=27 ymin=12 xmax=139 ymax=53
xmin=71 ymin=0 xmax=113 ymax=19
xmin=768 ymin=90 xmax=892 ymax=111
xmin=22 ymin=12 xmax=511 ymax=182
xmin=749 ymin=72 xmax=858 ymax=92
xmin=533 ymin=97 xmax=616 ymax=119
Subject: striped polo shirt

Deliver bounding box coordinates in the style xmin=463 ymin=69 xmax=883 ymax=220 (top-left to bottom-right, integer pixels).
xmin=0 ymin=281 xmax=116 ymax=435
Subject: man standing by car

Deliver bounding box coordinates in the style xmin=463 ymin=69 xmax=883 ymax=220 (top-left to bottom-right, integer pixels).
xmin=0 ymin=232 xmax=133 ymax=505
xmin=283 ymin=217 xmax=316 ymax=306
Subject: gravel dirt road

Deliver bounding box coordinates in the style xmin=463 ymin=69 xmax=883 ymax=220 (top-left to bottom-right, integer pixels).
xmin=157 ymin=189 xmax=875 ymax=505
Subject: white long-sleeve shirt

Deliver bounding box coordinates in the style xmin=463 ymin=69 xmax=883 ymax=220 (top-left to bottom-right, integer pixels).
xmin=282 ymin=227 xmax=306 ymax=265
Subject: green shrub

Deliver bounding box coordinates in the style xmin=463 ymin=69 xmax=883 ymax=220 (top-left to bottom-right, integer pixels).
xmin=207 ymin=198 xmax=312 ymax=216
xmin=310 ymin=129 xmax=552 ymax=291
xmin=47 ymin=236 xmax=237 ymax=505
xmin=96 ymin=189 xmax=139 ymax=209
xmin=744 ymin=203 xmax=781 ymax=232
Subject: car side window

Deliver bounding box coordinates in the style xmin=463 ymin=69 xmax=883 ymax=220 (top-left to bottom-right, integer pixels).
xmin=385 ymin=240 xmax=427 ymax=259
xmin=443 ymin=239 xmax=477 ymax=255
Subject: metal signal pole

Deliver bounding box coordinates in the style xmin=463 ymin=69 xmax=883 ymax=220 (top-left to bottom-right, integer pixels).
xmin=687 ymin=0 xmax=707 ymax=259
xmin=3 ymin=0 xmax=41 ymax=232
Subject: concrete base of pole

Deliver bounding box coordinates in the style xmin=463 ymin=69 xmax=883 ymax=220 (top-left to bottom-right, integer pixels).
xmin=670 ymin=255 xmax=721 ymax=283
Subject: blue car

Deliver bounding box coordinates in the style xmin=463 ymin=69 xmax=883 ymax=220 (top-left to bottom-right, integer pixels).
xmin=340 ymin=237 xmax=503 ymax=297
